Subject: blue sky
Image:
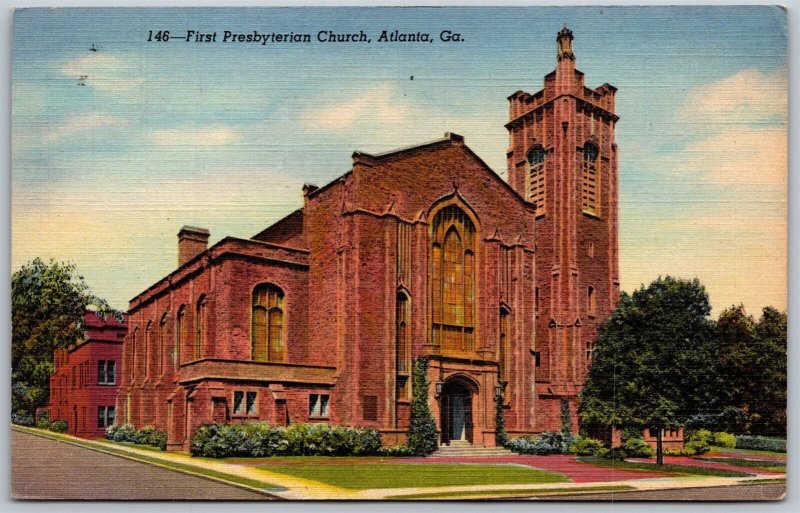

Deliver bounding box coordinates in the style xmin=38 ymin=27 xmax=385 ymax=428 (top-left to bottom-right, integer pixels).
xmin=11 ymin=6 xmax=787 ymax=314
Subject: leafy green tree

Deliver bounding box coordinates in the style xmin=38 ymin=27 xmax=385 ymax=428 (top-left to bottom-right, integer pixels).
xmin=715 ymin=305 xmax=786 ymax=436
xmin=407 ymin=358 xmax=437 ymax=456
xmin=579 ymin=277 xmax=720 ymax=464
xmin=751 ymin=307 xmax=787 ymax=436
xmin=11 ymin=258 xmax=112 ymax=419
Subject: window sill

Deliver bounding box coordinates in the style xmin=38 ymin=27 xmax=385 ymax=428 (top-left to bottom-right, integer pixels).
xmin=308 ymin=416 xmax=331 ymax=421
xmin=581 ymin=210 xmax=601 ymax=220
xmin=231 ymin=414 xmax=258 ymax=419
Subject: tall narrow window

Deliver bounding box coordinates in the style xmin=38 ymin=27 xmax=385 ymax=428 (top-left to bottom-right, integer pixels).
xmin=588 ymin=286 xmax=596 ymax=317
xmin=145 ymin=322 xmax=154 ymax=378
xmin=499 ymin=307 xmax=511 ymax=381
xmin=175 ymin=306 xmax=186 ymax=368
xmin=195 ymin=296 xmax=206 ymax=360
xmin=527 ymin=146 xmax=546 ymax=213
xmin=252 ymin=284 xmax=285 ymax=362
xmin=129 ymin=329 xmax=138 ymax=381
xmin=582 ymin=143 xmax=599 ymax=214
xmin=158 ymin=312 xmax=168 ymax=376
xmin=396 ymin=292 xmax=411 ymax=399
xmin=431 ymin=205 xmax=476 ymax=353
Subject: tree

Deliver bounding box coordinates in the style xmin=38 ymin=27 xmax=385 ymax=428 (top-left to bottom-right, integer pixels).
xmin=407 ymin=358 xmax=437 ymax=456
xmin=715 ymin=305 xmax=786 ymax=436
xmin=494 ymin=386 xmax=509 ymax=447
xmin=11 ymin=258 xmax=111 ymax=419
xmin=749 ymin=307 xmax=786 ymax=436
xmin=579 ymin=276 xmax=720 ymax=464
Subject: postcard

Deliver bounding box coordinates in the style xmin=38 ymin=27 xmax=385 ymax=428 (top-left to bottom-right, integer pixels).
xmin=10 ymin=6 xmax=787 ymax=500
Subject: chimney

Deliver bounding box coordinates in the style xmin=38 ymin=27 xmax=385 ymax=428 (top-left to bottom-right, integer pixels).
xmin=177 ymin=226 xmax=210 ymax=267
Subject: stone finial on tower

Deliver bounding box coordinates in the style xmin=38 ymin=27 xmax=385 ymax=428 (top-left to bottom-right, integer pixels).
xmin=556 ymin=24 xmax=575 ymax=62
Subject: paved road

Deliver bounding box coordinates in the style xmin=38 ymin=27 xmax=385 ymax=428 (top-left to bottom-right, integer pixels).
xmin=541 ymin=483 xmax=786 ymax=501
xmin=11 ymin=430 xmax=271 ymax=500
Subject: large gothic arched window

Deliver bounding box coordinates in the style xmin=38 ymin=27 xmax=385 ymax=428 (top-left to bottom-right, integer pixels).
xmin=431 ymin=205 xmax=476 ymax=353
xmin=527 ymin=146 xmax=546 ymax=213
xmin=582 ymin=142 xmax=599 ymax=214
xmin=252 ymin=284 xmax=285 ymax=362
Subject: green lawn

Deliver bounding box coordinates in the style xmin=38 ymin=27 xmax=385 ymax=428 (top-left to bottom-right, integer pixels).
xmin=577 ymin=457 xmax=751 ymax=477
xmin=257 ymin=463 xmax=569 ymax=490
xmin=710 ymin=446 xmax=787 ymax=459
xmin=698 ymin=457 xmax=785 ymax=473
xmin=390 ymin=484 xmax=634 ymax=500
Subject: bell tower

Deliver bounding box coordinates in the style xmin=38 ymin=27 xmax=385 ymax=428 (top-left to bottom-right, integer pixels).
xmin=506 ymin=26 xmax=620 ymax=431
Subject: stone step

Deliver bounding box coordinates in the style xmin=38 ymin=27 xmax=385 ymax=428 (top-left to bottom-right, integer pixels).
xmin=433 ymin=444 xmax=517 ymax=457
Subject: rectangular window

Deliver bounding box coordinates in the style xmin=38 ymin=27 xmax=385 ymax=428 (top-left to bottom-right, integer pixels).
xmin=320 ymin=395 xmax=330 ymax=417
xmin=97 ymin=406 xmax=115 ymax=428
xmin=246 ymin=391 xmax=257 ymax=415
xmin=362 ymin=395 xmax=378 ymax=421
xmin=233 ymin=391 xmax=244 ymax=415
xmin=98 ymin=360 xmax=116 ymax=385
xmin=309 ymin=394 xmax=330 ymax=418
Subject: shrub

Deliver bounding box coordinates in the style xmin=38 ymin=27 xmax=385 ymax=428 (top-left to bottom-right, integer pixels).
xmin=687 ymin=428 xmax=713 ymax=445
xmin=107 ymin=423 xmax=138 ymax=443
xmin=495 ymin=388 xmax=509 ymax=447
xmin=507 ymin=431 xmax=574 ymax=455
xmin=12 ymin=413 xmax=35 ymax=426
xmin=735 ymin=435 xmax=786 ymax=453
xmin=712 ymin=432 xmax=737 ymax=448
xmin=36 ymin=417 xmax=50 ymax=429
xmin=567 ymin=436 xmax=606 ymax=456
xmin=135 ymin=425 xmax=167 ymax=450
xmin=684 ymin=440 xmax=710 ymax=455
xmin=105 ymin=424 xmax=166 ymax=450
xmin=190 ymin=422 xmax=383 ymax=458
xmin=378 ymin=445 xmax=416 ymax=457
xmin=49 ymin=420 xmax=68 ymax=433
xmin=407 ymin=358 xmax=437 ymax=456
xmin=621 ymin=437 xmax=655 ymax=458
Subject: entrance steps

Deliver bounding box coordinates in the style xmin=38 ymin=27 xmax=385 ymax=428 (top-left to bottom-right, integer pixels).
xmin=433 ymin=440 xmax=517 ymax=457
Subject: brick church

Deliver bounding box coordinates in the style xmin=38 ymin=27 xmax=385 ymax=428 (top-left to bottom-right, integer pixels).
xmin=118 ymin=26 xmax=619 ymax=451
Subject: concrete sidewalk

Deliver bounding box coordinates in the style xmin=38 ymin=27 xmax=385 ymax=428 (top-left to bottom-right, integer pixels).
xmin=12 ymin=426 xmax=786 ymax=500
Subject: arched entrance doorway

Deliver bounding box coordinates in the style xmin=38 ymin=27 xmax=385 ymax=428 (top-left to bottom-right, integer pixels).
xmin=440 ymin=376 xmax=478 ymax=445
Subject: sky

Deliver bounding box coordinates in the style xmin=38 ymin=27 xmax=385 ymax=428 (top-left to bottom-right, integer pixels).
xmin=11 ymin=6 xmax=787 ymax=315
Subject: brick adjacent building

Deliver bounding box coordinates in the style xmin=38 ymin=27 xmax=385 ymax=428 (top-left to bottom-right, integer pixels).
xmin=118 ymin=26 xmax=619 ymax=451
xmin=45 ymin=311 xmax=127 ymax=438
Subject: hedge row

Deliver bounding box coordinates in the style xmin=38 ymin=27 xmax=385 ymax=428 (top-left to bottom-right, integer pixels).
xmin=506 ymin=433 xmax=655 ymax=460
xmin=106 ymin=424 xmax=167 ymax=450
xmin=190 ymin=423 xmax=383 ymax=458
xmin=735 ymin=435 xmax=786 ymax=453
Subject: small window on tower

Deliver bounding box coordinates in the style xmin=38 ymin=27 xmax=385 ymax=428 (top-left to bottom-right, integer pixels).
xmin=582 ymin=143 xmax=599 ymax=215
xmin=527 ymin=146 xmax=546 ymax=214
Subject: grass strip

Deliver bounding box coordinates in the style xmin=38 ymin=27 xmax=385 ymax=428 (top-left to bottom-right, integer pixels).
xmin=710 ymin=446 xmax=787 ymax=459
xmin=258 ymin=463 xmax=569 ymax=490
xmin=742 ymin=478 xmax=786 ymax=485
xmin=699 ymin=457 xmax=785 ymax=469
xmin=576 ymin=457 xmax=752 ymax=477
xmin=112 ymin=440 xmax=165 ymax=452
xmin=390 ymin=485 xmax=635 ymax=500
xmin=13 ymin=426 xmax=284 ymax=493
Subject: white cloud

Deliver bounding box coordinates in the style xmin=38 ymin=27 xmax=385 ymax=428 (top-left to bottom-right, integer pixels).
xmin=675 ymin=126 xmax=786 ymax=188
xmin=149 ymin=126 xmax=243 ymax=146
xmin=305 ymin=83 xmax=411 ymax=130
xmin=43 ymin=113 xmax=126 ymax=143
xmin=60 ymin=54 xmax=144 ymax=94
xmin=679 ymin=68 xmax=787 ymax=125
